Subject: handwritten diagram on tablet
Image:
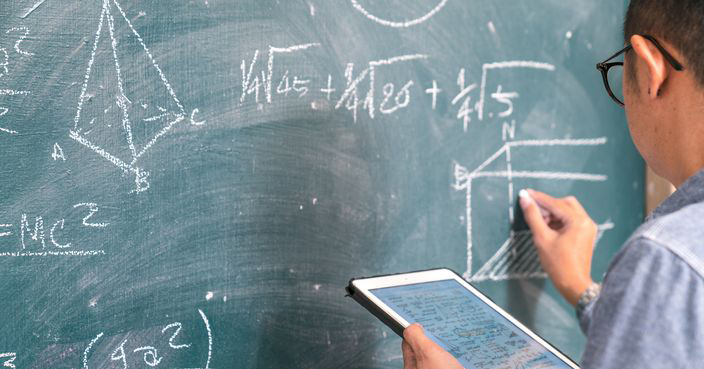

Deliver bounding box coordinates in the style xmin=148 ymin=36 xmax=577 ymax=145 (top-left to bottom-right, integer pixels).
xmin=372 ymin=280 xmax=573 ymax=369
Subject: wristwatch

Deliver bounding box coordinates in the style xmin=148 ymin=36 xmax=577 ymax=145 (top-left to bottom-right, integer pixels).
xmin=576 ymin=282 xmax=601 ymax=320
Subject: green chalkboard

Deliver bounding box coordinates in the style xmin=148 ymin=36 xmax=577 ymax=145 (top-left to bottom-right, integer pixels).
xmin=0 ymin=0 xmax=642 ymax=367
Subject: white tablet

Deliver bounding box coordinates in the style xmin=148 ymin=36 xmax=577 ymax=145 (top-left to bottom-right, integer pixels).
xmin=346 ymin=268 xmax=579 ymax=369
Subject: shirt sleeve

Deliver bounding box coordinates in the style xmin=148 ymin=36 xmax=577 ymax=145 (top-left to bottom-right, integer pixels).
xmin=580 ymin=237 xmax=704 ymax=369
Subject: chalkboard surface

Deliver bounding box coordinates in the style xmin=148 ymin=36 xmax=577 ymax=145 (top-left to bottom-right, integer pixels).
xmin=0 ymin=0 xmax=642 ymax=368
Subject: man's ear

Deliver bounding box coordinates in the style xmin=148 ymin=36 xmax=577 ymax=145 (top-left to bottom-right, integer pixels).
xmin=630 ymin=35 xmax=669 ymax=100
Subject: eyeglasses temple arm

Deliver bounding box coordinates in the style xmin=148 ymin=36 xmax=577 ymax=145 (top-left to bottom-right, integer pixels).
xmin=641 ymin=35 xmax=685 ymax=71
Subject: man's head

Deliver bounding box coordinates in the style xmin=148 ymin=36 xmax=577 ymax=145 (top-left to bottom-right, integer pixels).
xmin=622 ymin=0 xmax=704 ymax=186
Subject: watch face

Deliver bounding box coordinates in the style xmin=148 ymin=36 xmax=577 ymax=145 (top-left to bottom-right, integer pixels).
xmin=577 ymin=283 xmax=601 ymax=313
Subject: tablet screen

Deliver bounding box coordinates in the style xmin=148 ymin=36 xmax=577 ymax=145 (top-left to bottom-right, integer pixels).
xmin=370 ymin=279 xmax=574 ymax=369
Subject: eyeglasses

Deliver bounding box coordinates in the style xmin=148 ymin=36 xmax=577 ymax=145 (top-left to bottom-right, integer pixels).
xmin=596 ymin=34 xmax=685 ymax=107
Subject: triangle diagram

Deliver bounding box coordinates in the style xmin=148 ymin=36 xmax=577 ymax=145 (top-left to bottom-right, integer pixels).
xmin=71 ymin=0 xmax=186 ymax=170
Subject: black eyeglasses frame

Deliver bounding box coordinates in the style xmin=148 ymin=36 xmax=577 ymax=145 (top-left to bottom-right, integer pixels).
xmin=596 ymin=34 xmax=685 ymax=107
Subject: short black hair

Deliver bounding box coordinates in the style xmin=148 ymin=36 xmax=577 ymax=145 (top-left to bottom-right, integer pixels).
xmin=624 ymin=0 xmax=704 ymax=87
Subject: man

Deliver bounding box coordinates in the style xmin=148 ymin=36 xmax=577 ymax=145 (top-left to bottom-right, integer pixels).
xmin=402 ymin=0 xmax=704 ymax=368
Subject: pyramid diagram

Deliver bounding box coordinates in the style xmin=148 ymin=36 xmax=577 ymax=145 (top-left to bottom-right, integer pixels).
xmin=453 ymin=137 xmax=613 ymax=281
xmin=70 ymin=0 xmax=186 ymax=192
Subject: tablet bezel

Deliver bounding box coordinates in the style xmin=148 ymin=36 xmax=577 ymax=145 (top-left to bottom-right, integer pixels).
xmin=351 ymin=267 xmax=579 ymax=368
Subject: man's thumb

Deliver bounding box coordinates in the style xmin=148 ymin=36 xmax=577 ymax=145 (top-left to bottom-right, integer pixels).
xmin=403 ymin=324 xmax=433 ymax=353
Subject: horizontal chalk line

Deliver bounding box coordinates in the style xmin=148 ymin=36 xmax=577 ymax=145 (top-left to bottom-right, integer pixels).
xmin=508 ymin=137 xmax=608 ymax=147
xmin=0 ymin=89 xmax=31 ymax=95
xmin=484 ymin=60 xmax=556 ymax=71
xmin=471 ymin=171 xmax=608 ymax=181
xmin=0 ymin=250 xmax=106 ymax=257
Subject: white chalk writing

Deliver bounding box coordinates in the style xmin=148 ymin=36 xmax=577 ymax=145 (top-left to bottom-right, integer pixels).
xmin=133 ymin=346 xmax=162 ymax=367
xmin=110 ymin=339 xmax=128 ymax=369
xmin=51 ymin=143 xmax=66 ymax=161
xmin=0 ymin=107 xmax=13 ymax=135
xmin=239 ymin=44 xmax=428 ymax=123
xmin=236 ymin=46 xmax=554 ymax=131
xmin=240 ymin=43 xmax=320 ymax=105
xmin=0 ymin=353 xmax=16 ymax=369
xmin=72 ymin=203 xmax=109 ymax=228
xmin=0 ymin=203 xmax=110 ymax=257
xmin=83 ymin=310 xmax=212 ymax=369
xmin=335 ymin=54 xmax=428 ymax=122
xmin=0 ymin=26 xmax=35 ymax=135
xmin=162 ymin=322 xmax=192 ymax=350
xmin=5 ymin=28 xmax=34 ymax=56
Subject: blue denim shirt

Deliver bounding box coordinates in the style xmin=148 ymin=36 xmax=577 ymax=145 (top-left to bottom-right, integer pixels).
xmin=579 ymin=169 xmax=704 ymax=368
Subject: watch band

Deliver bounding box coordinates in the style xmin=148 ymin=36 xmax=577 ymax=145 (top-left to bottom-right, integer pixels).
xmin=576 ymin=282 xmax=601 ymax=320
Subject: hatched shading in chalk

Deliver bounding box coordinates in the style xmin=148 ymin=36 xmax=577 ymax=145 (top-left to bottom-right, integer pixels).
xmin=471 ymin=222 xmax=614 ymax=282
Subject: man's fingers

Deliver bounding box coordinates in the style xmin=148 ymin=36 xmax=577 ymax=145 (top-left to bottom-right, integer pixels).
xmin=519 ymin=191 xmax=554 ymax=244
xmin=563 ymin=195 xmax=590 ymax=216
xmin=402 ymin=341 xmax=417 ymax=369
xmin=531 ymin=190 xmax=594 ymax=227
xmin=527 ymin=189 xmax=570 ymax=218
xmin=403 ymin=324 xmax=436 ymax=354
xmin=403 ymin=325 xmax=466 ymax=369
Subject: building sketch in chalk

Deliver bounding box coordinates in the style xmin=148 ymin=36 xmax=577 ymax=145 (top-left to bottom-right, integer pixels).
xmin=350 ymin=0 xmax=449 ymax=28
xmin=70 ymin=0 xmax=191 ymax=193
xmin=453 ymin=136 xmax=614 ymax=282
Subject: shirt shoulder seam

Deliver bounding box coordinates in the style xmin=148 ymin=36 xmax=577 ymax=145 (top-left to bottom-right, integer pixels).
xmin=634 ymin=234 xmax=704 ymax=280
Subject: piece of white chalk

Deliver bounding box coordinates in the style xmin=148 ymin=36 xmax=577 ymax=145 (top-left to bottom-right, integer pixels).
xmin=518 ymin=189 xmax=531 ymax=200
xmin=519 ymin=189 xmax=551 ymax=219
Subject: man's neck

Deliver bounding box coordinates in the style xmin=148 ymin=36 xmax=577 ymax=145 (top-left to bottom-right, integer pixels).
xmin=650 ymin=75 xmax=704 ymax=187
xmin=669 ymin=102 xmax=704 ymax=188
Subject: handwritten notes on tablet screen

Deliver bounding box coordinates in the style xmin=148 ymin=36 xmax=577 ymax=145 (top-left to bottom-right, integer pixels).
xmin=0 ymin=0 xmax=640 ymax=367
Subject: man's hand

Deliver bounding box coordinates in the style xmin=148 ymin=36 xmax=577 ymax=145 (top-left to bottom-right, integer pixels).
xmin=402 ymin=324 xmax=464 ymax=369
xmin=518 ymin=189 xmax=597 ymax=306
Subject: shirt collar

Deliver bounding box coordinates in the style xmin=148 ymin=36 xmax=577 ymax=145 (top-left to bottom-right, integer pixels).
xmin=648 ymin=168 xmax=704 ymax=221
